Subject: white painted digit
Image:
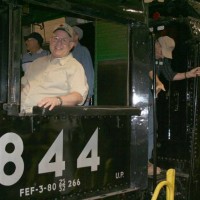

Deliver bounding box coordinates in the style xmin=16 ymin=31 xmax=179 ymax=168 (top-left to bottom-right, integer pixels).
xmin=38 ymin=130 xmax=65 ymax=177
xmin=0 ymin=132 xmax=24 ymax=186
xmin=77 ymin=128 xmax=100 ymax=171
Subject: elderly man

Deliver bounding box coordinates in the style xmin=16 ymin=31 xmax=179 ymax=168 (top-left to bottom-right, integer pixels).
xmin=148 ymin=35 xmax=200 ymax=175
xmin=22 ymin=32 xmax=49 ymax=72
xmin=149 ymin=36 xmax=200 ymax=81
xmin=72 ymin=26 xmax=94 ymax=106
xmin=21 ymin=23 xmax=88 ymax=113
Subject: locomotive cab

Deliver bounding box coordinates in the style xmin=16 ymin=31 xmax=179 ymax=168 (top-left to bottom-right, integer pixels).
xmin=0 ymin=1 xmax=150 ymax=199
xmin=1 ymin=0 xmax=200 ymax=199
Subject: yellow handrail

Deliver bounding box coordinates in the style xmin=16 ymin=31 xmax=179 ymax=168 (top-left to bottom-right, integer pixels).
xmin=151 ymin=169 xmax=175 ymax=200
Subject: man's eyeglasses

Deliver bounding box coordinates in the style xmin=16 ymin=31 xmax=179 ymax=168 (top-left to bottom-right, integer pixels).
xmin=51 ymin=36 xmax=70 ymax=45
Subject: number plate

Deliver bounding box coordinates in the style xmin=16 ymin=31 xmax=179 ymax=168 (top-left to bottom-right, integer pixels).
xmin=0 ymin=114 xmax=147 ymax=199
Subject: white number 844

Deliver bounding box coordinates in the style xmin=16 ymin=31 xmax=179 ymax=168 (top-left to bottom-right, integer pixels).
xmin=0 ymin=128 xmax=100 ymax=186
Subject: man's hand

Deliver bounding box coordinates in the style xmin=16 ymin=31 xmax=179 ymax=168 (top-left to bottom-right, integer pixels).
xmin=187 ymin=67 xmax=200 ymax=78
xmin=37 ymin=97 xmax=60 ymax=111
xmin=156 ymin=81 xmax=166 ymax=97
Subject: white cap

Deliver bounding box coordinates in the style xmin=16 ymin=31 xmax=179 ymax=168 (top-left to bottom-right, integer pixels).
xmin=73 ymin=26 xmax=83 ymax=40
xmin=158 ymin=36 xmax=175 ymax=59
xmin=53 ymin=23 xmax=74 ymax=38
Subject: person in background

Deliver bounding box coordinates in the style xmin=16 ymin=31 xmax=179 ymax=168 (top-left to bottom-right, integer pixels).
xmin=148 ymin=35 xmax=200 ymax=175
xmin=22 ymin=32 xmax=49 ymax=73
xmin=72 ymin=26 xmax=94 ymax=106
xmin=21 ymin=23 xmax=88 ymax=113
xmin=150 ymin=36 xmax=200 ymax=82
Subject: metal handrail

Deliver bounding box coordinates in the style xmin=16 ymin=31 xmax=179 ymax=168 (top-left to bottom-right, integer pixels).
xmin=151 ymin=169 xmax=175 ymax=200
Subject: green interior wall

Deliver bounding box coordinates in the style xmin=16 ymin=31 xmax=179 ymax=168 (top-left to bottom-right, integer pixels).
xmin=95 ymin=20 xmax=129 ymax=105
xmin=95 ymin=21 xmax=128 ymax=61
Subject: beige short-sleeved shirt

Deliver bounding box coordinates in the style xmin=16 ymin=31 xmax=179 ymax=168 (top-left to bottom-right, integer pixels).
xmin=21 ymin=53 xmax=88 ymax=113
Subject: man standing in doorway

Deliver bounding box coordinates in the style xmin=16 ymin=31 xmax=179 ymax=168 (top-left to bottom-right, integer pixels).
xmin=21 ymin=23 xmax=88 ymax=113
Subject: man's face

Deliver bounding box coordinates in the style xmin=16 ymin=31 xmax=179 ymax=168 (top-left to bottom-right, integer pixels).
xmin=25 ymin=38 xmax=39 ymax=52
xmin=50 ymin=30 xmax=74 ymax=58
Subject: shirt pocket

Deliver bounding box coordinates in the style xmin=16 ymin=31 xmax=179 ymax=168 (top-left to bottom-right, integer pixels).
xmin=42 ymin=68 xmax=69 ymax=90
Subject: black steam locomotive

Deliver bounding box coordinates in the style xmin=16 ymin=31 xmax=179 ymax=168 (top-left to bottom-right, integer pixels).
xmin=0 ymin=0 xmax=200 ymax=199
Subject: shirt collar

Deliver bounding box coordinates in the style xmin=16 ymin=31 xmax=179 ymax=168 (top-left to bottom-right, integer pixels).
xmin=37 ymin=48 xmax=43 ymax=54
xmin=28 ymin=48 xmax=43 ymax=55
xmin=49 ymin=53 xmax=73 ymax=65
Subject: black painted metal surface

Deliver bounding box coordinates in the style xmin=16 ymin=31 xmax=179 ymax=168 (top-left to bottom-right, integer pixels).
xmin=0 ymin=107 xmax=146 ymax=199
